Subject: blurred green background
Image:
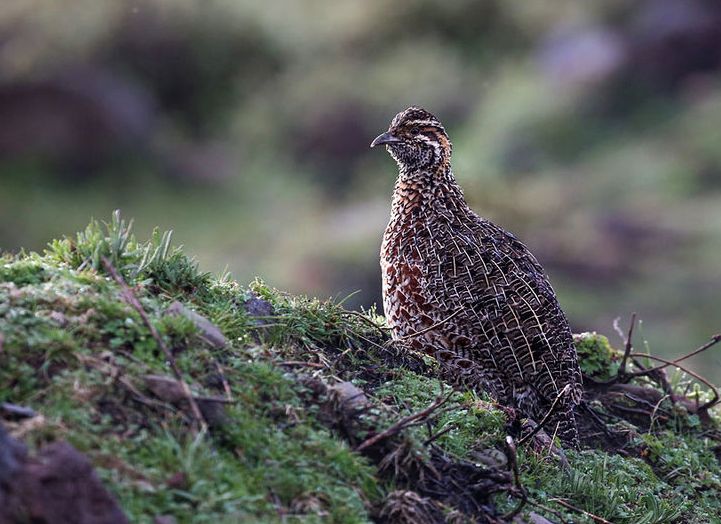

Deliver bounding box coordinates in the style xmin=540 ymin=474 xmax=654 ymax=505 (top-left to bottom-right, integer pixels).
xmin=1 ymin=1 xmax=720 ymax=380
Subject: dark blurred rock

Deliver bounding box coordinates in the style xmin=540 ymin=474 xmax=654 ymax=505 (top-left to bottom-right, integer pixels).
xmin=0 ymin=423 xmax=25 ymax=485
xmin=538 ymin=26 xmax=626 ymax=88
xmin=292 ymin=102 xmax=374 ymax=194
xmin=627 ymin=0 xmax=721 ymax=90
xmin=0 ymin=68 xmax=154 ymax=170
xmin=243 ymin=295 xmax=274 ymax=321
xmin=0 ymin=427 xmax=128 ymax=524
xmin=0 ymin=402 xmax=37 ymax=421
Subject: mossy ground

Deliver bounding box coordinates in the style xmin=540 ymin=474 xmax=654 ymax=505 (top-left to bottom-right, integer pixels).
xmin=1 ymin=214 xmax=720 ymax=523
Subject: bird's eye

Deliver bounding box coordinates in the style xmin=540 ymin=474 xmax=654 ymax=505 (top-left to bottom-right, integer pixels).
xmin=410 ymin=126 xmax=420 ymax=136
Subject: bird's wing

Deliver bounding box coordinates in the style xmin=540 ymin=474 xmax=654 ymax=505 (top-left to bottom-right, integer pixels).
xmin=424 ymin=211 xmax=583 ymax=404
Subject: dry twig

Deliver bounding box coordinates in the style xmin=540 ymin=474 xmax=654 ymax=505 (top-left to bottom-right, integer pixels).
xmin=549 ymin=498 xmax=613 ymax=524
xmin=617 ymin=312 xmax=636 ymax=377
xmin=422 ymin=424 xmax=455 ymax=447
xmin=101 ymin=257 xmax=207 ymax=433
xmin=625 ymin=334 xmax=721 ymax=379
xmin=212 ymin=359 xmax=233 ymax=401
xmin=356 ymin=392 xmax=454 ymax=452
xmin=628 ymin=352 xmax=719 ymax=411
xmin=279 ymin=360 xmax=327 ymax=369
xmin=396 ymin=307 xmax=465 ymax=342
xmin=340 ymin=310 xmax=391 ymax=334
xmin=517 ymin=384 xmax=571 ymax=447
xmin=501 ymin=436 xmax=527 ymax=520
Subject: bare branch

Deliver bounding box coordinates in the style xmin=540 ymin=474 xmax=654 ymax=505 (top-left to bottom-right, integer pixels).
xmin=517 ymin=384 xmax=571 ymax=447
xmin=618 ymin=312 xmax=636 ymax=377
xmin=212 ymin=358 xmax=233 ymax=402
xmin=625 ymin=334 xmax=721 ymax=379
xmin=396 ymin=307 xmax=465 ymax=342
xmin=356 ymin=392 xmax=454 ymax=452
xmin=501 ymin=436 xmax=527 ymax=520
xmin=627 ymin=352 xmax=720 ymax=411
xmin=549 ymin=498 xmax=614 ymax=524
xmin=422 ymin=424 xmax=455 ymax=446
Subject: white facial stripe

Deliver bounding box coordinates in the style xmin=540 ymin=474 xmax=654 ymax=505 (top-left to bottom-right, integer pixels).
xmin=408 ymin=120 xmax=440 ymax=128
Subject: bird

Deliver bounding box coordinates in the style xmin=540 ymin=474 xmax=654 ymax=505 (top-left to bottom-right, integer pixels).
xmin=371 ymin=106 xmax=583 ymax=447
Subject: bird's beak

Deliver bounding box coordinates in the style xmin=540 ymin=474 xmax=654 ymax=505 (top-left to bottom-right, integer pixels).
xmin=370 ymin=131 xmax=402 ymax=148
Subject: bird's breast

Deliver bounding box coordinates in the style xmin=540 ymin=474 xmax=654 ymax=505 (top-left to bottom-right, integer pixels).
xmin=381 ymin=210 xmax=446 ymax=344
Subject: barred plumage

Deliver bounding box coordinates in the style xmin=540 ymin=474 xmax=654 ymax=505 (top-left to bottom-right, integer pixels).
xmin=372 ymin=107 xmax=583 ymax=447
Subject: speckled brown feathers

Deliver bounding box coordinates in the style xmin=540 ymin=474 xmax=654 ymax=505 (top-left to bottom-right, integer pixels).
xmin=373 ymin=107 xmax=583 ymax=447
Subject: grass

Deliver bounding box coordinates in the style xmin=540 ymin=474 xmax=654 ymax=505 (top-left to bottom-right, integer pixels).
xmin=1 ymin=213 xmax=720 ymax=523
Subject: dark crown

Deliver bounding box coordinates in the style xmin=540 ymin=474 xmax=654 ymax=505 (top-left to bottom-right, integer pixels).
xmin=390 ymin=106 xmax=444 ymax=131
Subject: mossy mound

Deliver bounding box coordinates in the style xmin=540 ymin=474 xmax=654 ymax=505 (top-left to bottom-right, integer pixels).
xmin=1 ymin=214 xmax=720 ymax=523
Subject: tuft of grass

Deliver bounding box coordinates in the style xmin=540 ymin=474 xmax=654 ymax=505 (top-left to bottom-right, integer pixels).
xmin=45 ymin=209 xmax=211 ymax=296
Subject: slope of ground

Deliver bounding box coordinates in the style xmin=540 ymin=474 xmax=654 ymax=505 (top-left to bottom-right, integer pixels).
xmin=1 ymin=213 xmax=720 ymax=523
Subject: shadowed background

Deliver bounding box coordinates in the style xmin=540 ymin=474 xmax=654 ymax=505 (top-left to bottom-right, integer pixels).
xmin=1 ymin=1 xmax=720 ymax=381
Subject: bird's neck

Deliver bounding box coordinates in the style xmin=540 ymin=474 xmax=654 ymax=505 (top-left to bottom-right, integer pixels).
xmin=390 ymin=166 xmax=467 ymax=219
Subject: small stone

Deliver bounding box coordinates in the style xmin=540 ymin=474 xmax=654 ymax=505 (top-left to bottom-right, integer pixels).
xmin=154 ymin=516 xmax=178 ymax=524
xmin=165 ymin=301 xmax=227 ymax=349
xmin=144 ymin=375 xmax=187 ymax=404
xmin=328 ymin=382 xmax=369 ymax=414
xmin=468 ymin=448 xmax=508 ymax=469
xmin=243 ymin=296 xmax=274 ymax=321
xmin=0 ymin=402 xmax=37 ymax=421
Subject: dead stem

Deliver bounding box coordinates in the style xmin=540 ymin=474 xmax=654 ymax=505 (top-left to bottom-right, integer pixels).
xmin=356 ymin=391 xmax=454 ymax=452
xmin=102 ymin=257 xmax=207 ymax=434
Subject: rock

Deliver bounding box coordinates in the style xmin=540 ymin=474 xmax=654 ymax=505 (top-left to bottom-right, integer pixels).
xmin=0 ymin=428 xmax=128 ymax=524
xmin=468 ymin=448 xmax=508 ymax=469
xmin=142 ymin=375 xmax=229 ymax=429
xmin=243 ymin=296 xmax=274 ymax=321
xmin=165 ymin=301 xmax=227 ymax=349
xmin=0 ymin=423 xmax=25 ymax=485
xmin=328 ymin=382 xmax=369 ymax=415
xmin=144 ymin=374 xmax=190 ymax=404
xmin=0 ymin=402 xmax=37 ymax=421
xmin=516 ymin=511 xmax=556 ymax=524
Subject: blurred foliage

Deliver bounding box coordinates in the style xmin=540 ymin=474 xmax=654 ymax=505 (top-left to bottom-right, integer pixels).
xmin=1 ymin=0 xmax=721 ymax=380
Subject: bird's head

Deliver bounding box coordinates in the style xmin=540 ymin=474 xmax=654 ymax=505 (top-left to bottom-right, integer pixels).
xmin=371 ymin=107 xmax=452 ymax=173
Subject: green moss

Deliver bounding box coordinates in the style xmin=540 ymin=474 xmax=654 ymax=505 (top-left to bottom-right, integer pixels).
xmin=640 ymin=431 xmax=721 ymax=493
xmin=0 ymin=255 xmax=49 ymax=286
xmin=574 ymin=331 xmax=621 ymax=380
xmin=375 ymin=371 xmax=507 ymax=459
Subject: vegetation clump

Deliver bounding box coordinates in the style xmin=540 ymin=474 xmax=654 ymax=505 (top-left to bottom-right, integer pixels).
xmin=574 ymin=332 xmax=620 ymax=381
xmin=1 ymin=214 xmax=720 ymax=523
